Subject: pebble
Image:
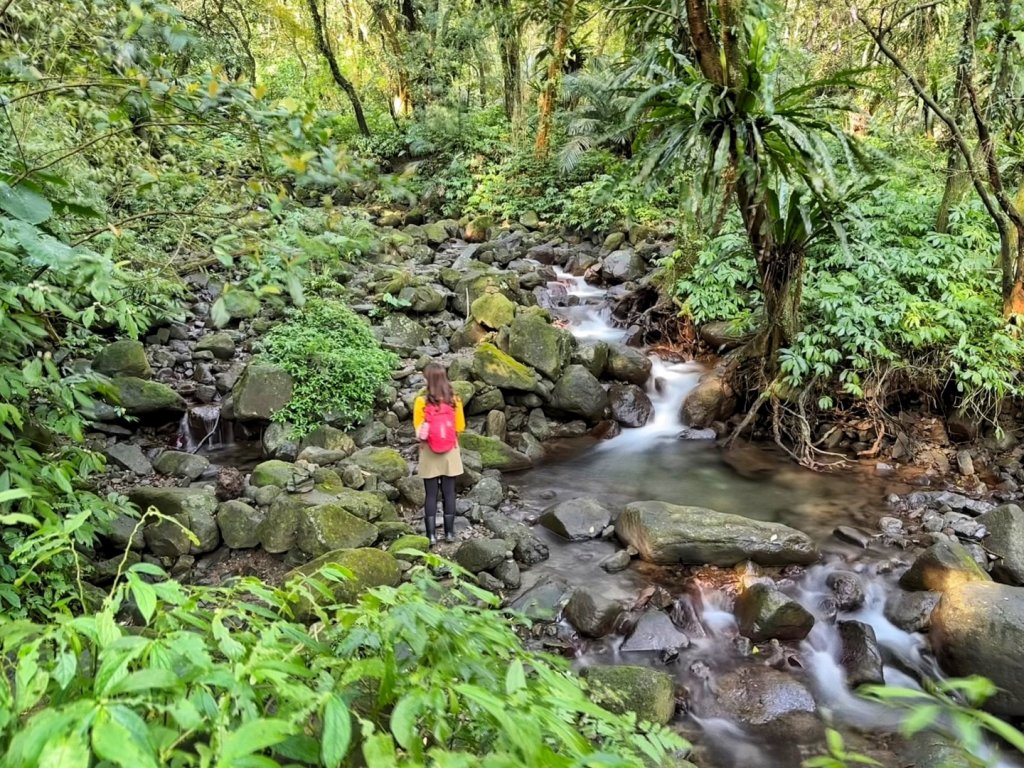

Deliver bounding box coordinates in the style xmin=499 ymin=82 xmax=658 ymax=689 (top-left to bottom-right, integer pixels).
xmin=878 ymin=516 xmax=903 ymax=535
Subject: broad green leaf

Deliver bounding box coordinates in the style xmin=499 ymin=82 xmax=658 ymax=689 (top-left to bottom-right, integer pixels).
xmin=107 ymin=668 xmax=181 ymax=696
xmin=128 ymin=575 xmax=157 ymax=623
xmin=217 ymin=718 xmax=295 ymax=765
xmin=0 ymin=182 xmax=53 ymax=224
xmin=91 ymin=708 xmax=159 ymax=768
xmin=321 ymin=695 xmax=352 ymax=767
xmin=389 ymin=694 xmax=420 ymax=753
xmin=505 ymin=660 xmax=526 ymax=695
xmin=39 ymin=734 xmax=89 ymax=768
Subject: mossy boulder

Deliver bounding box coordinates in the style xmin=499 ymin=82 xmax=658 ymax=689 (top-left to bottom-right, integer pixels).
xmin=583 ymin=665 xmax=676 ymax=725
xmin=423 ymin=221 xmax=449 ymax=245
xmin=379 ymin=313 xmax=429 ymax=354
xmin=471 ymin=293 xmax=517 ymax=330
xmin=286 ymin=547 xmax=401 ymax=613
xmin=232 ymin=362 xmax=294 ymax=421
xmin=251 ymin=460 xmax=303 ymax=488
xmin=216 ymin=289 xmax=260 ymax=327
xmin=508 ymin=313 xmax=575 ymax=380
xmin=195 ymin=332 xmax=236 ymax=360
xmin=350 ymin=447 xmax=408 ymax=483
xmin=93 ymin=340 xmax=151 ymax=379
xmin=452 ymin=271 xmax=520 ymax=315
xmin=465 ymin=215 xmax=494 ymax=243
xmin=899 ymin=538 xmax=991 ymax=592
xmin=300 ymin=425 xmax=356 ymax=456
xmin=296 ymin=503 xmax=380 ymax=558
xmin=153 ymin=450 xmax=210 ymax=481
xmin=735 ymin=583 xmax=815 ymax=642
xmin=109 ymin=377 xmax=186 ymax=416
xmin=454 ymin=538 xmax=508 ymax=572
xmin=216 ymin=500 xmax=264 ymax=549
xmin=473 ymin=343 xmax=538 ymax=392
xmin=258 ymin=494 xmax=310 ymax=553
xmin=458 ymin=432 xmax=532 ymax=472
xmin=550 ymin=365 xmax=608 ymax=421
xmin=398 ymin=284 xmax=447 ymax=313
xmin=130 ymin=487 xmax=219 ymax=556
xmin=604 ymin=344 xmax=652 ymax=386
xmin=332 ymin=488 xmax=389 ymax=521
xmin=388 ymin=534 xmax=431 ymax=560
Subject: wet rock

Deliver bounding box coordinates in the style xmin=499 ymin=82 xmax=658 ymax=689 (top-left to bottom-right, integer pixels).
xmin=838 ymin=620 xmax=884 ymax=686
xmin=262 ymin=422 xmax=299 ymax=460
xmin=466 ymin=387 xmax=504 ymax=416
xmin=106 ymin=443 xmax=153 ymax=475
xmin=572 ymin=340 xmax=608 ymax=378
xmin=604 ymin=343 xmax=652 ymax=386
xmin=296 ymin=503 xmax=380 ymax=558
xmin=379 ymin=313 xmax=429 ymax=354
xmin=471 ymin=292 xmax=516 ymax=330
xmin=458 ymin=432 xmax=532 ymax=472
xmin=538 ymin=497 xmax=613 ymax=541
xmin=601 ymin=249 xmax=645 ymax=283
xmin=485 ymin=410 xmax=507 ymax=442
xmin=878 ymin=516 xmax=903 ymax=535
xmin=452 ymin=270 xmax=520 ymax=316
xmin=350 ymin=446 xmax=408 ymax=483
xmin=704 ymin=666 xmax=821 ymax=742
xmin=680 ymin=373 xmax=736 ymax=429
xmin=932 ymin=581 xmax=1024 ymax=715
xmin=583 ymin=665 xmax=675 ymax=725
xmin=93 ymin=340 xmax=152 ymax=379
xmin=232 ymin=362 xmax=293 ymax=421
xmin=108 ymin=513 xmax=145 ymax=551
xmin=899 ymin=538 xmax=991 ymax=592
xmin=493 ymin=559 xmax=521 ymax=589
xmin=131 ymin=487 xmax=219 ymax=556
xmin=473 ymin=342 xmax=539 ymax=392
xmin=608 ymin=383 xmax=653 ymax=428
xmin=286 ymin=548 xmax=400 ymax=615
xmin=509 ymin=578 xmax=568 ymax=620
xmin=884 ymin=590 xmax=940 ymax=632
xmin=109 ymin=377 xmax=186 ymax=416
xmin=468 ymin=476 xmax=504 ymax=507
xmin=216 ymin=467 xmax=245 ymax=501
xmin=621 ymin=610 xmax=690 ymax=652
xmin=900 ymin=732 xmax=969 ymax=768
xmin=465 ymin=215 xmax=493 ymax=243
xmin=551 ymin=365 xmax=609 ymax=421
xmin=454 ymin=538 xmax=508 ymax=573
xmin=300 ymin=425 xmax=357 ymax=455
xmin=217 ymin=290 xmax=260 ymax=326
xmin=601 ymin=550 xmax=632 ymax=573
xmin=251 ymin=459 xmax=304 ymax=489
xmin=978 ymin=504 xmax=1024 ymax=585
xmin=833 ymin=526 xmax=874 ymax=548
xmin=699 ymin=320 xmax=750 ymax=352
xmin=735 ymin=583 xmax=815 ymax=642
xmin=216 ymin=500 xmax=264 ymax=549
xmin=617 ymin=501 xmax=819 ymax=567
xmin=563 ymin=588 xmax=624 ymax=637
xmin=508 ymin=312 xmax=575 ymax=380
xmin=387 ymin=534 xmax=430 ymax=560
xmin=956 ymin=449 xmax=975 ymax=477
xmin=195 ymin=332 xmax=235 ymax=360
xmin=826 ymin=571 xmax=866 ymax=612
xmin=477 ymin=572 xmax=505 ymax=593
xmin=153 ymin=450 xmax=209 ymax=480
xmin=482 ymin=513 xmax=549 ymax=565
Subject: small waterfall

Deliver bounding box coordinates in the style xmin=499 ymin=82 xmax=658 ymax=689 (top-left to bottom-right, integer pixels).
xmin=176 ymin=404 xmax=233 ymax=453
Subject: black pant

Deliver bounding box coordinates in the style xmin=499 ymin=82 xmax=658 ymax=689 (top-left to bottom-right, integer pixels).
xmin=423 ymin=476 xmax=456 ymax=538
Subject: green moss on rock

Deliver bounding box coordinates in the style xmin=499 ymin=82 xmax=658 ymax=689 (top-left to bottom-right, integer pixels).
xmin=458 ymin=432 xmax=532 ymax=472
xmin=472 ymin=343 xmax=538 ymax=392
xmin=584 ymin=665 xmax=676 ymax=725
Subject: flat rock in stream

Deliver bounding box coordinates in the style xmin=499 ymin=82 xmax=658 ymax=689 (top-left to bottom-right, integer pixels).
xmin=616 ymin=501 xmax=819 ymax=566
xmin=698 ymin=666 xmax=822 ymax=743
xmin=621 ymin=610 xmax=690 ymax=653
xmin=538 ymin=497 xmax=613 ymax=541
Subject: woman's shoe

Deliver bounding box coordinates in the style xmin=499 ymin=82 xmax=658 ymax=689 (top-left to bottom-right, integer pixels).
xmin=444 ymin=532 xmax=455 ymax=543
xmin=428 ymin=535 xmax=437 ymax=547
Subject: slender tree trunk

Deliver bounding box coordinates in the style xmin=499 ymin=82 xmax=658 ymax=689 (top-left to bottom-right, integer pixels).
xmin=535 ymin=0 xmax=575 ymax=157
xmin=376 ymin=10 xmax=413 ymax=116
xmin=495 ymin=0 xmax=522 ymax=125
xmin=305 ymin=0 xmax=370 ymax=136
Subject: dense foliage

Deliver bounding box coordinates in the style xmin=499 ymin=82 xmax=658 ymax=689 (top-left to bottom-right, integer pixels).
xmin=259 ymin=299 xmax=398 ymax=436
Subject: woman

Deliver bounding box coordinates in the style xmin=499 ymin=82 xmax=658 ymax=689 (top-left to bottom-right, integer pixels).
xmin=413 ymin=363 xmax=465 ymax=545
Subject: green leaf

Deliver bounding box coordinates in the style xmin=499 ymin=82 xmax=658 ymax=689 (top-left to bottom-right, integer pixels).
xmin=107 ymin=668 xmax=181 ymax=696
xmin=0 ymin=181 xmax=53 ymax=224
xmin=217 ymin=718 xmax=295 ymax=765
xmin=128 ymin=575 xmax=157 ymax=624
xmin=321 ymin=695 xmax=352 ymax=767
xmin=505 ymin=660 xmax=526 ymax=695
xmin=91 ymin=708 xmax=159 ymax=768
xmin=901 ymin=704 xmax=940 ymax=735
xmin=38 ymin=734 xmax=90 ymax=768
xmin=389 ymin=694 xmax=420 ymax=753
xmin=210 ymin=297 xmax=230 ymax=328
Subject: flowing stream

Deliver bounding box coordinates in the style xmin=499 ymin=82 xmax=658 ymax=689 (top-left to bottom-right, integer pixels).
xmin=514 ymin=268 xmax=1021 ymax=767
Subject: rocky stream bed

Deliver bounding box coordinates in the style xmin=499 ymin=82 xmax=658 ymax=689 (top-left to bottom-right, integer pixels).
xmin=81 ymin=217 xmax=1024 ymax=767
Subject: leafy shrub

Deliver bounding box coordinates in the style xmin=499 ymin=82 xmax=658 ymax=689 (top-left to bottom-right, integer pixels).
xmin=259 ymin=298 xmax=397 ymax=436
xmin=0 ymin=553 xmax=690 ymax=767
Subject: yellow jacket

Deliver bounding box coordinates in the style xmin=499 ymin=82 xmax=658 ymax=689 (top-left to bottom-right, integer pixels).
xmin=413 ymin=395 xmax=466 ymax=433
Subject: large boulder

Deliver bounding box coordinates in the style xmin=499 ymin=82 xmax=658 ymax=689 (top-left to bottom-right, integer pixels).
xmin=110 ymin=377 xmax=185 ymax=416
xmin=217 ymin=290 xmax=260 ymax=326
xmin=573 ymin=341 xmax=609 ymax=378
xmin=93 ymin=340 xmax=151 ymax=379
xmin=130 ymin=487 xmax=219 ymax=556
xmin=471 ymin=293 xmax=516 ymax=330
xmin=286 ymin=547 xmax=400 ymax=611
xmin=538 ymin=498 xmax=613 ymax=541
xmin=216 ymin=500 xmax=264 ymax=549
xmin=379 ymin=314 xmax=429 ymax=354
xmin=838 ymin=620 xmax=884 ymax=687
xmin=616 ymin=501 xmax=819 ymax=566
xmin=195 ymin=332 xmax=236 ymax=360
xmin=330 ymin=488 xmax=389 ymax=521
xmin=251 ymin=460 xmax=303 ymax=488
xmin=508 ymin=312 xmax=574 ymax=380
xmin=259 ymin=494 xmax=309 ymax=553
xmin=454 ymin=538 xmax=508 ymax=573
xmin=398 ymin=283 xmax=447 ymax=313
xmin=621 ymin=610 xmax=690 ymax=653
xmin=452 ymin=271 xmax=520 ymax=316
xmin=898 ymin=538 xmax=991 ymax=592
xmin=734 ymin=583 xmax=815 ymax=642
xmin=105 ymin=443 xmax=153 ymax=475
xmin=473 ymin=343 xmax=539 ymax=392
xmin=153 ymin=450 xmax=210 ymax=480
xmin=583 ymin=666 xmax=675 ymax=725
xmin=232 ymin=362 xmax=294 ymax=421
xmin=884 ymin=590 xmax=940 ymax=632
xmin=978 ymin=504 xmax=1024 ymax=585
xmin=296 ymin=503 xmax=380 ymax=558
xmin=700 ymin=320 xmax=750 ymax=352
xmin=601 ymin=249 xmax=645 ymax=283
xmin=604 ymin=344 xmax=652 ymax=386
xmin=608 ymin=383 xmax=653 ymax=428
xmin=563 ymin=588 xmax=624 ymax=637
xmin=931 ymin=581 xmax=1024 ymax=715
xmin=482 ymin=513 xmax=549 ymax=565
xmin=509 ymin=578 xmax=568 ymax=620
xmin=680 ymin=373 xmax=736 ymax=429
xmin=698 ymin=666 xmax=821 ymax=743
xmin=550 ymin=365 xmax=609 ymax=421
xmin=350 ymin=447 xmax=408 ymax=483
xmin=459 ymin=432 xmax=532 ymax=472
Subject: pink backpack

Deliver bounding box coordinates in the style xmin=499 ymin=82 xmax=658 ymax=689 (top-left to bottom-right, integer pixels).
xmin=420 ymin=401 xmax=458 ymax=453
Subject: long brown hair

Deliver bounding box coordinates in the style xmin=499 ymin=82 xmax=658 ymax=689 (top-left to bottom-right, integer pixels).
xmin=424 ymin=363 xmax=454 ymax=405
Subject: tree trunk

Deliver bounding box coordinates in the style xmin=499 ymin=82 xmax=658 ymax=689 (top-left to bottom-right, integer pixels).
xmin=495 ymin=0 xmax=522 ymax=125
xmin=535 ymin=0 xmax=575 ymax=157
xmin=376 ymin=10 xmax=413 ymax=116
xmin=305 ymin=0 xmax=370 ymax=136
